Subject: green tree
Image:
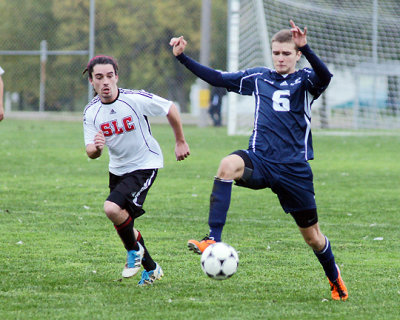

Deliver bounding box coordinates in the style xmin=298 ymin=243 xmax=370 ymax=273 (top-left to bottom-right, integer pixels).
xmin=0 ymin=0 xmax=59 ymax=110
xmin=0 ymin=0 xmax=227 ymax=112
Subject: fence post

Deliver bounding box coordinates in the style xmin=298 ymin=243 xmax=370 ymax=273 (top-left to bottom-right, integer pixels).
xmin=40 ymin=40 xmax=47 ymax=112
xmin=198 ymin=0 xmax=211 ymax=127
xmin=88 ymin=0 xmax=95 ymax=102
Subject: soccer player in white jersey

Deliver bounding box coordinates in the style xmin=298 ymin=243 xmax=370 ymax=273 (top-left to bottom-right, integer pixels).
xmin=0 ymin=66 xmax=5 ymax=121
xmin=83 ymin=55 xmax=190 ymax=285
xmin=170 ymin=20 xmax=348 ymax=300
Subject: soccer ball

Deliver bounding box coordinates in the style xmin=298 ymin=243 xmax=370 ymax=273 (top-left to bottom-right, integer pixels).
xmin=200 ymin=242 xmax=239 ymax=280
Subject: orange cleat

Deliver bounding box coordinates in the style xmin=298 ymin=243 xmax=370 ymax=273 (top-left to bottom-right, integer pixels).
xmin=187 ymin=236 xmax=216 ymax=255
xmin=329 ymin=265 xmax=348 ymax=301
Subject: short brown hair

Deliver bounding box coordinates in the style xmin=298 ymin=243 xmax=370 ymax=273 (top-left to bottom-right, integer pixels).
xmin=271 ymin=29 xmax=297 ymax=50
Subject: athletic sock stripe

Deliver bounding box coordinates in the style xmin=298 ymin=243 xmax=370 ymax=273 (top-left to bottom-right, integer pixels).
xmin=114 ymin=216 xmax=133 ymax=231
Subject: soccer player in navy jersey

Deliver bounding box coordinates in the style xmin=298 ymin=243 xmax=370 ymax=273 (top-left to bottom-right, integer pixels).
xmin=170 ymin=20 xmax=348 ymax=301
xmin=83 ymin=55 xmax=190 ymax=285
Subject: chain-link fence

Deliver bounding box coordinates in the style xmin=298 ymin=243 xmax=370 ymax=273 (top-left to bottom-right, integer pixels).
xmin=0 ymin=0 xmax=227 ymax=114
xmin=227 ymin=0 xmax=400 ymax=133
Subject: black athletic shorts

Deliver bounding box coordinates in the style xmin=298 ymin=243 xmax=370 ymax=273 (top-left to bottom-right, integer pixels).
xmin=107 ymin=169 xmax=158 ymax=219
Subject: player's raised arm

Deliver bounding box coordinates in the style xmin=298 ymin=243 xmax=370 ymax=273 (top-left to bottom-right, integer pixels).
xmin=166 ymin=103 xmax=190 ymax=161
xmin=290 ymin=20 xmax=332 ymax=87
xmin=290 ymin=19 xmax=307 ymax=48
xmin=170 ymin=36 xmax=226 ymax=87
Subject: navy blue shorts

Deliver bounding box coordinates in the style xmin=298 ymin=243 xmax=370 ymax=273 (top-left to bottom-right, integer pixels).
xmin=107 ymin=169 xmax=158 ymax=219
xmin=233 ymin=150 xmax=316 ymax=213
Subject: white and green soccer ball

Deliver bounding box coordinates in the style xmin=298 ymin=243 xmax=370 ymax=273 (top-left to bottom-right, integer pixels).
xmin=200 ymin=242 xmax=239 ymax=280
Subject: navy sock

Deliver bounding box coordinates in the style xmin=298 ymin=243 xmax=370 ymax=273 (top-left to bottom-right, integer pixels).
xmin=314 ymin=236 xmax=338 ymax=282
xmin=208 ymin=178 xmax=233 ymax=242
xmin=114 ymin=216 xmax=139 ymax=251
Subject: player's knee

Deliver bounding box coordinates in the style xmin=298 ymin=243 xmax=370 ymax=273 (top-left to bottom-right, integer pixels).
xmin=103 ymin=201 xmax=120 ymax=220
xmin=217 ymin=157 xmax=233 ymax=177
xmin=217 ymin=156 xmax=244 ymax=180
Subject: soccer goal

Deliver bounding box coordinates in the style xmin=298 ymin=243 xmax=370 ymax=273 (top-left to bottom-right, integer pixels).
xmin=227 ymin=0 xmax=400 ymax=135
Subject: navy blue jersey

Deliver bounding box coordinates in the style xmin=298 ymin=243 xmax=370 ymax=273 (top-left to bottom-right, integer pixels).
xmin=176 ymin=44 xmax=331 ymax=163
xmin=222 ymin=67 xmax=327 ymax=163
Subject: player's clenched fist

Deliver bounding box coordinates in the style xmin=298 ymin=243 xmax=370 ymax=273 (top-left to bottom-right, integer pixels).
xmin=175 ymin=141 xmax=190 ymax=161
xmin=170 ymin=36 xmax=187 ymax=56
xmin=94 ymin=130 xmax=105 ymax=151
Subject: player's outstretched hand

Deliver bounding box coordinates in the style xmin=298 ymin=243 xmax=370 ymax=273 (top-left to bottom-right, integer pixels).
xmin=175 ymin=141 xmax=190 ymax=161
xmin=290 ymin=20 xmax=307 ymax=48
xmin=170 ymin=36 xmax=187 ymax=56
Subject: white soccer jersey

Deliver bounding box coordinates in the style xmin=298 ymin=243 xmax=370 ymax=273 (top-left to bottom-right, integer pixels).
xmin=0 ymin=66 xmax=4 ymax=75
xmin=83 ymin=88 xmax=172 ymax=175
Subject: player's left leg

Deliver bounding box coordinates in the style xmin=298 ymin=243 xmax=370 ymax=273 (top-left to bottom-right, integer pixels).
xmin=208 ymin=105 xmax=217 ymax=126
xmin=215 ymin=106 xmax=222 ymax=126
xmin=275 ymin=162 xmax=348 ymax=300
xmin=138 ymin=262 xmax=164 ymax=286
xmin=104 ymin=202 xmax=144 ymax=278
xmin=134 ymin=229 xmax=156 ymax=272
xmin=135 ymin=229 xmax=164 ymax=286
xmin=293 ymin=214 xmax=348 ymax=301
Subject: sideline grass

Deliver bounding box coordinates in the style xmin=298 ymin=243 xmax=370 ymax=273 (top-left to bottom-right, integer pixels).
xmin=0 ymin=119 xmax=399 ymax=319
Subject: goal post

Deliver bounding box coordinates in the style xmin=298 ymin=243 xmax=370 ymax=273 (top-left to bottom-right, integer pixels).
xmin=227 ymin=0 xmax=400 ymax=134
xmin=227 ymin=0 xmax=272 ymax=135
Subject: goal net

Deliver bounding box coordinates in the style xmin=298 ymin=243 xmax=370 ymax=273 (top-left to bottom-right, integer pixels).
xmin=227 ymin=0 xmax=400 ymax=135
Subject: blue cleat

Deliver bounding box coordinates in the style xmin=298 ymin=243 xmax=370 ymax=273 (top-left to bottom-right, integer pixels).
xmin=122 ymin=242 xmax=144 ymax=278
xmin=138 ymin=263 xmax=164 ymax=286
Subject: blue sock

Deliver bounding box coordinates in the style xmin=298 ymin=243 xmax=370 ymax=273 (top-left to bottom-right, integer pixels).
xmin=208 ymin=178 xmax=233 ymax=242
xmin=314 ymin=236 xmax=339 ymax=282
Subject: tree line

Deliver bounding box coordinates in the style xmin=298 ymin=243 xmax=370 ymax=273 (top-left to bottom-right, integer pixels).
xmin=0 ymin=0 xmax=227 ymax=112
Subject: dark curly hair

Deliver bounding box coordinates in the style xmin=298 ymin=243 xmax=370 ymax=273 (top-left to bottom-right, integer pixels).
xmin=83 ymin=55 xmax=119 ymax=79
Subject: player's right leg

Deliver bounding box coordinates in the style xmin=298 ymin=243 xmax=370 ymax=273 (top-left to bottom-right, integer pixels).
xmin=188 ymin=153 xmax=245 ymax=254
xmin=104 ymin=201 xmax=144 ymax=278
xmin=106 ymin=169 xmax=157 ymax=277
xmin=187 ymin=236 xmax=217 ymax=254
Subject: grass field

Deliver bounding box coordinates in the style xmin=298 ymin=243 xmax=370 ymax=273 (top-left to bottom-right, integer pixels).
xmin=0 ymin=119 xmax=399 ymax=319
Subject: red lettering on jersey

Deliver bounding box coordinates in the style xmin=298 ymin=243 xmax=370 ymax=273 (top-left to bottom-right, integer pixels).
xmin=100 ymin=116 xmax=136 ymax=137
xmin=123 ymin=116 xmax=135 ymax=131
xmin=111 ymin=120 xmax=124 ymax=135
xmin=100 ymin=123 xmax=113 ymax=137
